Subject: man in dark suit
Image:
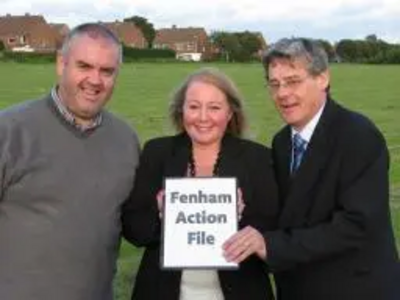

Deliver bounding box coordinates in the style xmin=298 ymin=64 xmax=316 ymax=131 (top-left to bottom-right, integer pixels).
xmin=224 ymin=38 xmax=399 ymax=299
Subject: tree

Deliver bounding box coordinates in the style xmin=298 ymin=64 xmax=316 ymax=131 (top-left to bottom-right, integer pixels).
xmin=336 ymin=39 xmax=359 ymax=62
xmin=365 ymin=34 xmax=378 ymax=43
xmin=210 ymin=31 xmax=240 ymax=62
xmin=336 ymin=38 xmax=393 ymax=63
xmin=210 ymin=31 xmax=262 ymax=62
xmin=236 ymin=31 xmax=262 ymax=60
xmin=316 ymin=39 xmax=336 ymax=62
xmin=124 ymin=16 xmax=156 ymax=48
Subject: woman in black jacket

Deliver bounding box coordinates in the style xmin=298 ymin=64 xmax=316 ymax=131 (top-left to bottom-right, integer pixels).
xmin=122 ymin=67 xmax=279 ymax=300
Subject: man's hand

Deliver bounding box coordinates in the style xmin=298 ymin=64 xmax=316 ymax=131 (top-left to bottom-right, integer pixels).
xmin=223 ymin=226 xmax=267 ymax=263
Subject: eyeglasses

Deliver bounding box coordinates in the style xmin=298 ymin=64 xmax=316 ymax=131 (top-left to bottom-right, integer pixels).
xmin=267 ymin=76 xmax=310 ymax=93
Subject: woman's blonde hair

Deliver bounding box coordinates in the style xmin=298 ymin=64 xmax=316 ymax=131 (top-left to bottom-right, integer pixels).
xmin=169 ymin=67 xmax=247 ymax=137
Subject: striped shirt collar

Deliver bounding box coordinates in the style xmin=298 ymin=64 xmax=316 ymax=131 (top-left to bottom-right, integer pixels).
xmin=51 ymin=87 xmax=102 ymax=132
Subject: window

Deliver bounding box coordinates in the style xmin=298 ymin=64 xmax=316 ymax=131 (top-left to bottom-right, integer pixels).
xmin=175 ymin=43 xmax=185 ymax=51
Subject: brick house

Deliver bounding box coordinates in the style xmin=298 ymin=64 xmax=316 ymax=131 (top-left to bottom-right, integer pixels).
xmin=49 ymin=23 xmax=70 ymax=40
xmin=154 ymin=26 xmax=211 ymax=61
xmin=0 ymin=14 xmax=63 ymax=52
xmin=102 ymin=21 xmax=147 ymax=48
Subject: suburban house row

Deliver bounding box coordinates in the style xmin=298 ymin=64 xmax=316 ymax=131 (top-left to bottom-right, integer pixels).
xmin=0 ymin=13 xmax=267 ymax=61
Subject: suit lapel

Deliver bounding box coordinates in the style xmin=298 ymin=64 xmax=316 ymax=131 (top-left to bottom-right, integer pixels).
xmin=278 ymin=99 xmax=338 ymax=227
xmin=273 ymin=127 xmax=292 ymax=200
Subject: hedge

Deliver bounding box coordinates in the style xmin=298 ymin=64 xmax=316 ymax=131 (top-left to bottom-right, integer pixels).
xmin=122 ymin=46 xmax=176 ymax=61
xmin=1 ymin=51 xmax=56 ymax=63
xmin=0 ymin=46 xmax=177 ymax=63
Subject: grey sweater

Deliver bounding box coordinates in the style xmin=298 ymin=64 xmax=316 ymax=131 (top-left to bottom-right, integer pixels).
xmin=0 ymin=95 xmax=140 ymax=300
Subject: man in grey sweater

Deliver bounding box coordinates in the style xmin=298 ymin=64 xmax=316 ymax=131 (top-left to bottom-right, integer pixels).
xmin=0 ymin=23 xmax=140 ymax=300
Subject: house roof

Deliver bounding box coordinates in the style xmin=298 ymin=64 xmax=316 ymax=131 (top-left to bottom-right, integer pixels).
xmin=0 ymin=14 xmax=47 ymax=36
xmin=102 ymin=21 xmax=141 ymax=37
xmin=155 ymin=27 xmax=207 ymax=44
xmin=49 ymin=23 xmax=70 ymax=36
xmin=0 ymin=14 xmax=63 ymax=51
xmin=100 ymin=21 xmax=148 ymax=48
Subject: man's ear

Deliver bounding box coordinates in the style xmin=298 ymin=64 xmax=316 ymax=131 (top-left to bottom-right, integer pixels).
xmin=317 ymin=70 xmax=330 ymax=91
xmin=56 ymin=52 xmax=65 ymax=77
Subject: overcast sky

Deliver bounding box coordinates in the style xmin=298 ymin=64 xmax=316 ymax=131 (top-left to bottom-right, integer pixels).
xmin=2 ymin=0 xmax=399 ymax=44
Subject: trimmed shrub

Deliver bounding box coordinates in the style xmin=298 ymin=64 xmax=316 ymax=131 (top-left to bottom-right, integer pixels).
xmin=1 ymin=46 xmax=177 ymax=63
xmin=122 ymin=46 xmax=176 ymax=62
xmin=2 ymin=51 xmax=56 ymax=63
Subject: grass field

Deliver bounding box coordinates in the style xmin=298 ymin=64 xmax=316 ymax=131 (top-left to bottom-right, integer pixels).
xmin=0 ymin=62 xmax=399 ymax=299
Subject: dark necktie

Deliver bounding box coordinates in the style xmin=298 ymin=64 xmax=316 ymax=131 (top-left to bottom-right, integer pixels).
xmin=291 ymin=133 xmax=307 ymax=173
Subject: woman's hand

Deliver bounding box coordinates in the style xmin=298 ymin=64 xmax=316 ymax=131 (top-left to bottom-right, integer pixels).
xmin=156 ymin=190 xmax=165 ymax=219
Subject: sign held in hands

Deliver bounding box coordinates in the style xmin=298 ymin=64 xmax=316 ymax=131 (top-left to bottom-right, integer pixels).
xmin=161 ymin=177 xmax=238 ymax=269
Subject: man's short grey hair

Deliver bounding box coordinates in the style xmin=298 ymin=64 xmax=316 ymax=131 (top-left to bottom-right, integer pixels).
xmin=262 ymin=38 xmax=328 ymax=78
xmin=60 ymin=23 xmax=122 ymax=63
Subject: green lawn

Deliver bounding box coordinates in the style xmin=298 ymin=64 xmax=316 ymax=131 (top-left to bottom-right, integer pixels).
xmin=0 ymin=62 xmax=399 ymax=299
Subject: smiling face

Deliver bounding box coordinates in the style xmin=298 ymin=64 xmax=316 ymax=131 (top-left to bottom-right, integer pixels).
xmin=267 ymin=57 xmax=329 ymax=131
xmin=183 ymin=81 xmax=233 ymax=148
xmin=56 ymin=34 xmax=120 ymax=125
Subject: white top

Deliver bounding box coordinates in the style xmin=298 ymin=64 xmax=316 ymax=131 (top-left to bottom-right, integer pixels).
xmin=291 ymin=100 xmax=326 ymax=147
xmin=180 ymin=270 xmax=224 ymax=300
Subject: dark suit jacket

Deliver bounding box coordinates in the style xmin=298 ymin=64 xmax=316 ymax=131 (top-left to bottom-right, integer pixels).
xmin=122 ymin=133 xmax=279 ymax=300
xmin=266 ymin=98 xmax=399 ymax=300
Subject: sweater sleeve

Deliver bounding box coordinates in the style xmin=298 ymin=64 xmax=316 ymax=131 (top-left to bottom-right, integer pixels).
xmin=0 ymin=116 xmax=13 ymax=201
xmin=121 ymin=139 xmax=163 ymax=247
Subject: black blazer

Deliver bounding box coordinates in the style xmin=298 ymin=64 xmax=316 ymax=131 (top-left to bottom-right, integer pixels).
xmin=266 ymin=99 xmax=400 ymax=300
xmin=122 ymin=133 xmax=279 ymax=300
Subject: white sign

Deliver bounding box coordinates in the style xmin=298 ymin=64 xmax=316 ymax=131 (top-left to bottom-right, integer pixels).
xmin=161 ymin=177 xmax=238 ymax=269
